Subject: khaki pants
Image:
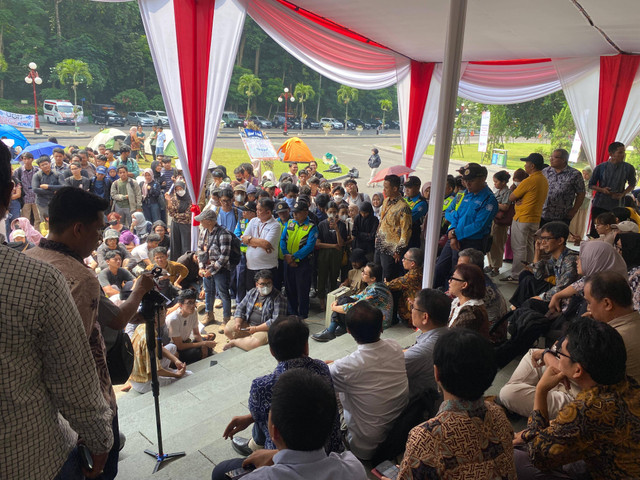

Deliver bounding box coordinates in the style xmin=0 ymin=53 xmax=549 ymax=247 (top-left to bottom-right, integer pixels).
xmin=21 ymin=203 xmax=40 ymax=226
xmin=499 ymin=349 xmax=579 ymax=419
xmin=487 ymin=222 xmax=509 ymax=269
xmin=510 ymin=220 xmax=538 ymax=276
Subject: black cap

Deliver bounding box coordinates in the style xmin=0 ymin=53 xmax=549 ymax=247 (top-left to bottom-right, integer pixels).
xmin=521 ymin=153 xmax=545 ymax=170
xmin=292 ymin=200 xmax=309 ymax=213
xmin=404 ymin=176 xmax=421 ymax=188
xmin=460 ymin=163 xmax=488 ymax=180
xmin=275 ymin=200 xmax=290 ymax=213
xmin=239 ymin=201 xmax=257 ymax=213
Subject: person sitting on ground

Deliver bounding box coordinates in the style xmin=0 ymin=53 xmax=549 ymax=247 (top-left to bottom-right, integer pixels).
xmin=213 ymin=369 xmax=366 ymax=480
xmin=509 ymin=221 xmax=579 ymax=309
xmin=224 ymin=270 xmax=287 ymax=352
xmin=129 ymin=310 xmax=190 ymax=394
xmin=591 ymin=211 xmax=618 ymax=244
xmin=130 ymin=211 xmax=152 ymax=243
xmin=404 ymin=288 xmax=451 ymax=401
xmin=166 ymin=289 xmax=216 ymax=364
xmin=222 ymin=316 xmax=344 ymax=460
xmin=98 ymin=250 xmax=135 ymax=298
xmin=130 ymin=233 xmax=161 ymax=276
xmin=119 ymin=229 xmax=139 ymax=256
xmin=447 ymin=263 xmax=490 ymax=339
xmin=7 ymin=229 xmax=35 ymax=252
xmin=386 ymin=247 xmax=424 ymax=325
xmin=176 ymin=250 xmax=201 ymax=291
xmin=312 ymin=262 xmax=393 ymax=342
xmin=457 ymin=248 xmax=509 ymax=343
xmin=329 ymin=300 xmax=409 ymax=461
xmin=152 ymin=220 xmax=171 ymax=249
xmin=146 ymin=246 xmax=188 ymax=300
xmin=96 ymin=228 xmax=132 ymax=270
xmin=339 ymin=248 xmax=368 ymax=295
xmin=106 ymin=211 xmax=127 ymax=235
xmin=397 ymin=329 xmax=516 ymax=479
xmin=500 ymin=271 xmax=640 ymax=420
xmin=513 ymin=318 xmax=640 ymax=479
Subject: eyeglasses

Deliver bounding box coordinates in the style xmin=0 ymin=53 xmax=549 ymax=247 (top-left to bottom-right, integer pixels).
xmin=411 ymin=304 xmax=427 ymax=313
xmin=449 ymin=276 xmax=464 ymax=282
xmin=539 ymin=236 xmax=558 ymax=242
xmin=402 ymin=256 xmax=414 ymax=262
xmin=547 ymin=347 xmax=574 ymax=362
xmin=182 ymin=300 xmax=197 ymax=306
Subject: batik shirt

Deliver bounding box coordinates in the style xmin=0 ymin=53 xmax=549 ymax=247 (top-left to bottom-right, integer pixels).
xmin=343 ymin=282 xmax=394 ymax=328
xmin=386 ymin=268 xmax=423 ymax=323
xmin=542 ymin=165 xmax=585 ymax=220
xmin=589 ymin=160 xmax=637 ymax=210
xmin=398 ymin=399 xmax=516 ymax=479
xmin=375 ymin=196 xmax=412 ymax=256
xmin=248 ymin=356 xmax=343 ymax=453
xmin=532 ymin=248 xmax=579 ymax=301
xmin=522 ymin=378 xmax=640 ymax=479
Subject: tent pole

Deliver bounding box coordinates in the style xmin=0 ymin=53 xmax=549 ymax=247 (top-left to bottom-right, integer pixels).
xmin=422 ymin=0 xmax=468 ymax=288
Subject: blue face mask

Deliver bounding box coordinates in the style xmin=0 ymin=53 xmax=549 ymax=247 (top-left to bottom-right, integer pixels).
xmin=285 ymin=197 xmax=296 ymax=208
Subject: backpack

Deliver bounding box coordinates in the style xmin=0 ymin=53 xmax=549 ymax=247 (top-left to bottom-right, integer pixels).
xmin=103 ymin=326 xmax=134 ymax=385
xmin=212 ymin=214 xmax=242 ymax=269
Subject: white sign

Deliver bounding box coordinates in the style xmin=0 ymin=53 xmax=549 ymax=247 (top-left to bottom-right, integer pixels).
xmin=0 ymin=109 xmax=34 ymax=128
xmin=240 ymin=130 xmax=278 ymax=161
xmin=478 ymin=111 xmax=491 ymax=153
xmin=568 ymin=131 xmax=581 ymax=163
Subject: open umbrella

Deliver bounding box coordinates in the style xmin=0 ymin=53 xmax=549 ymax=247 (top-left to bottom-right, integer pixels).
xmin=370 ymin=165 xmax=415 ymax=184
xmin=0 ymin=124 xmax=30 ymax=151
xmin=18 ymin=142 xmax=65 ymax=159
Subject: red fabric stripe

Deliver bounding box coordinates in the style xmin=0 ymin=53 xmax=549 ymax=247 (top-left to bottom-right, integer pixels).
xmin=173 ymin=0 xmax=215 ymax=204
xmin=274 ymin=0 xmax=387 ymax=49
xmin=405 ymin=61 xmax=434 ymax=167
xmin=470 ymin=58 xmax=551 ymax=66
xmin=596 ymin=54 xmax=640 ymax=165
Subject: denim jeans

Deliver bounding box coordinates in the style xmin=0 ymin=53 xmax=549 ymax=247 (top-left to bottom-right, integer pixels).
xmin=143 ymin=202 xmax=162 ymax=223
xmin=203 ymin=268 xmax=231 ymax=319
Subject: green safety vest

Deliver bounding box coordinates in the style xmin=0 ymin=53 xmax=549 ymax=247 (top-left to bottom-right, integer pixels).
xmin=277 ymin=218 xmax=287 ymax=260
xmin=285 ymin=219 xmax=314 ymax=259
xmin=238 ymin=218 xmax=249 ymax=253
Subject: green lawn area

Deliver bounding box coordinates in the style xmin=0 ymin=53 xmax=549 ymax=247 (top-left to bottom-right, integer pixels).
xmin=394 ymin=142 xmax=590 ymax=172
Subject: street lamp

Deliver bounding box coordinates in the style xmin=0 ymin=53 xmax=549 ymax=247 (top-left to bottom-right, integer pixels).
xmin=278 ymin=87 xmax=295 ymax=135
xmin=24 ymin=62 xmax=43 ymax=134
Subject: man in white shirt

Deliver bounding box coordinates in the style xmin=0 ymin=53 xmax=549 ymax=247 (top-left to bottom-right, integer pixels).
xmin=242 ymin=197 xmax=281 ymax=292
xmin=329 ymin=300 xmax=409 ymax=460
xmin=129 ymin=233 xmax=160 ymax=275
xmin=211 ymin=369 xmax=367 ymax=480
xmin=166 ymin=289 xmax=216 ymax=364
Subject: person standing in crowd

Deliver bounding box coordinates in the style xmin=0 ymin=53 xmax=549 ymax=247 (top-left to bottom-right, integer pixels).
xmin=504 ymin=153 xmax=549 ymax=283
xmin=15 ymin=152 xmax=40 ymax=226
xmin=315 ymin=201 xmax=347 ymax=310
xmin=77 ymin=150 xmax=97 ymax=179
xmin=375 ymin=174 xmax=412 ymax=281
xmin=403 ymin=176 xmax=428 ymax=249
xmin=128 ymin=127 xmax=141 ymax=161
xmin=486 ymin=170 xmax=512 ymax=276
xmin=90 ymin=166 xmax=112 ymax=203
xmin=242 ymin=197 xmax=280 ymax=291
xmin=588 ymin=141 xmax=637 ymax=237
xmin=367 ymin=148 xmax=381 ymax=186
xmin=51 ymin=147 xmax=71 ymax=178
xmin=307 ymin=160 xmax=325 ymax=181
xmin=434 ymin=164 xmax=498 ymax=289
xmin=149 ymin=125 xmax=158 ymax=161
xmin=113 ymin=146 xmax=139 ymax=179
xmin=233 ymin=200 xmax=256 ymax=302
xmin=32 ymin=155 xmax=65 ymax=228
xmin=110 ymin=165 xmax=142 ymax=228
xmin=540 ymin=149 xmax=585 ymax=227
xmin=344 ymin=178 xmax=371 ymax=209
xmin=65 ymin=162 xmax=91 ymax=190
xmin=140 ymin=168 xmax=163 ymax=223
xmin=165 ymin=180 xmax=192 ymax=260
xmin=351 ymin=201 xmax=378 ymax=261
xmin=280 ymin=200 xmax=317 ymax=319
xmin=0 ymin=143 xmax=114 ymax=480
xmin=159 ymin=156 xmax=174 ymax=193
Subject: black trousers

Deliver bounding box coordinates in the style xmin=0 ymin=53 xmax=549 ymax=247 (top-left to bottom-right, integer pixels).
xmin=509 ymin=271 xmax=552 ymax=308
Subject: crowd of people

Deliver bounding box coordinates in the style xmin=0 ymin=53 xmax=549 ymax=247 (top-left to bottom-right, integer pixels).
xmin=3 ymin=135 xmax=640 ymax=480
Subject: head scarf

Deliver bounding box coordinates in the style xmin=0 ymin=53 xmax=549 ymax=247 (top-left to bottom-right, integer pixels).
xmin=11 ymin=217 xmax=43 ymax=245
xmin=579 ymin=240 xmax=627 ymax=277
xmin=616 ymin=232 xmax=640 ymax=270
xmin=262 ymin=170 xmax=276 ymax=184
xmin=131 ymin=211 xmax=151 ymax=238
xmin=173 ymin=180 xmax=192 ymax=212
xmin=119 ymin=229 xmax=139 ymax=246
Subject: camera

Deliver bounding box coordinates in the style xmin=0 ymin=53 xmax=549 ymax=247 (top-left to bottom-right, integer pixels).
xmin=139 ymin=266 xmax=172 ymax=320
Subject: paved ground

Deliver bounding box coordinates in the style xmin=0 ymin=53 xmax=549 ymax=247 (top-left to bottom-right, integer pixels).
xmin=114 ymin=276 xmax=523 ymax=480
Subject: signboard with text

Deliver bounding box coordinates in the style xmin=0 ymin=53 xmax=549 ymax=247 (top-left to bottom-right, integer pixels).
xmin=478 ymin=111 xmax=491 ymax=153
xmin=0 ymin=109 xmax=34 ymax=128
xmin=568 ymin=131 xmax=581 ymax=163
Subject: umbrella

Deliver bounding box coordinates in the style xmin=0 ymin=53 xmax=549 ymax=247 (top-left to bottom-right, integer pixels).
xmin=0 ymin=124 xmax=30 ymax=151
xmin=370 ymin=165 xmax=415 ymax=184
xmin=18 ymin=142 xmax=65 ymax=159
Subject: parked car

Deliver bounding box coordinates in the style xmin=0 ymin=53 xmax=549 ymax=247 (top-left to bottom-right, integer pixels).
xmin=222 ymin=111 xmax=244 ymax=128
xmin=340 ymin=119 xmax=356 ymax=130
xmin=145 ymin=110 xmax=169 ymax=126
xmin=320 ymin=117 xmax=344 ymax=129
xmin=351 ymin=118 xmax=372 ymax=129
xmin=388 ymin=120 xmax=400 ymax=130
xmin=92 ymin=104 xmax=126 ymax=126
xmin=127 ymin=111 xmax=154 ymax=127
xmin=303 ymin=118 xmax=321 ymax=129
xmin=249 ymin=116 xmax=273 ymax=128
xmin=370 ymin=119 xmax=389 ymax=130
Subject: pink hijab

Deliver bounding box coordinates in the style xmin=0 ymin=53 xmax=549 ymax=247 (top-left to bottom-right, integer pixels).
xmin=11 ymin=217 xmax=43 ymax=245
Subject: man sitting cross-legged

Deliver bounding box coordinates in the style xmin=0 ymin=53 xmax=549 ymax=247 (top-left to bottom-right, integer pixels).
xmin=221 ymin=316 xmax=343 ymax=462
xmin=166 ymin=289 xmax=216 ymax=364
xmin=223 ymin=269 xmax=287 ymax=352
xmin=212 ymin=369 xmax=367 ymax=480
xmin=98 ymin=249 xmax=134 ymax=299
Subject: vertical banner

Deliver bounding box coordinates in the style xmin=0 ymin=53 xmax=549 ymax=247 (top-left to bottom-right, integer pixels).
xmin=568 ymin=131 xmax=581 ymax=163
xmin=478 ymin=110 xmax=490 ymax=153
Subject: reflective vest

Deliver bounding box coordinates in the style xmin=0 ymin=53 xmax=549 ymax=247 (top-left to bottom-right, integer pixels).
xmin=238 ymin=218 xmax=249 ymax=253
xmin=277 ymin=218 xmax=287 ymax=260
xmin=285 ymin=219 xmax=314 ymax=259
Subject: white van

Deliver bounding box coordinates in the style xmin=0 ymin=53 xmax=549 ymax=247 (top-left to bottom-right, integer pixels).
xmin=43 ymin=99 xmax=75 ymax=125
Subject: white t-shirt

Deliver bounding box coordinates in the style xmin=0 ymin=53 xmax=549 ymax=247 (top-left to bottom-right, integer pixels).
xmin=329 ymin=339 xmax=409 ymax=460
xmin=166 ymin=309 xmax=198 ymax=342
xmin=244 ymin=216 xmax=280 ymax=270
xmin=130 ymin=243 xmax=150 ymax=264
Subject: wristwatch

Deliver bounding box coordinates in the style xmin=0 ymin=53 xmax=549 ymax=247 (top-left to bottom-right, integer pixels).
xmin=246 ymin=235 xmax=253 ymax=245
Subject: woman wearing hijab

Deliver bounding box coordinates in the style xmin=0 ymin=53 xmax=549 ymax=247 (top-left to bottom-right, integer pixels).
xmin=615 ymin=232 xmax=640 ymax=311
xmin=371 ymin=192 xmax=384 ymax=218
xmin=131 ymin=211 xmax=152 ymax=243
xmin=548 ymin=240 xmax=627 ymax=312
xmin=166 ymin=181 xmax=192 ymax=260
xmin=140 ymin=168 xmax=163 ymax=223
xmin=351 ymin=201 xmax=379 ymax=261
xmin=10 ymin=217 xmax=43 ymax=245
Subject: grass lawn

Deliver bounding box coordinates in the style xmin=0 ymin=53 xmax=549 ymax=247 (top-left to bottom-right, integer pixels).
xmin=394 ymin=142 xmax=591 ymax=172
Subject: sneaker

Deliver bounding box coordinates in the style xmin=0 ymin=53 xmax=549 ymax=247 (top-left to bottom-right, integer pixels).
xmin=311 ymin=329 xmax=336 ymax=342
xmin=489 ymin=269 xmax=499 ymax=277
xmin=483 ymin=266 xmax=493 ymax=274
xmin=309 ymin=288 xmax=317 ymax=298
xmin=500 ymin=275 xmax=519 ymax=283
xmin=214 ymin=299 xmax=223 ymax=309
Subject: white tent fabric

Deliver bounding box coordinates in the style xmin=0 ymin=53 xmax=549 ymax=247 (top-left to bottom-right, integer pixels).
xmin=614 ymin=66 xmax=640 ymax=152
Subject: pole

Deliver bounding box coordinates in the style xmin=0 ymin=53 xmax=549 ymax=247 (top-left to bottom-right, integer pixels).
xmin=284 ymin=93 xmax=288 ymax=135
xmin=30 ymin=71 xmax=41 ymax=134
xmin=422 ymin=0 xmax=468 ymax=288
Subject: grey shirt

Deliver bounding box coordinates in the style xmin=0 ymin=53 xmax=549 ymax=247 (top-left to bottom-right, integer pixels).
xmin=404 ymin=327 xmax=447 ymax=400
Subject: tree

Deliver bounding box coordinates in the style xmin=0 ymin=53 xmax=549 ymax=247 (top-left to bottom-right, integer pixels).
xmin=56 ymin=58 xmax=92 ymax=131
xmin=238 ymin=73 xmax=262 ymax=118
xmin=379 ymin=99 xmax=392 ymax=129
xmin=550 ymin=104 xmax=575 ymax=150
xmin=337 ymin=85 xmax=358 ymax=131
xmin=112 ymin=88 xmax=149 ymax=112
xmin=293 ymin=82 xmax=314 ymax=133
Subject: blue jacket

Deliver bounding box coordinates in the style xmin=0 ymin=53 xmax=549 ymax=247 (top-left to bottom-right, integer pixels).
xmin=445 ymin=185 xmax=497 ymax=240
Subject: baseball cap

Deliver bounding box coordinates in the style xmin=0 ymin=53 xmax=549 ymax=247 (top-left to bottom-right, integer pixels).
xmin=275 ymin=200 xmax=290 ymax=213
xmin=234 ymin=184 xmax=247 ymax=192
xmin=96 ymin=166 xmax=107 ymax=175
xmin=11 ymin=229 xmax=26 ymax=239
xmin=404 ymin=176 xmax=421 ymax=188
xmin=194 ymin=209 xmax=217 ymax=222
xmin=521 ymin=153 xmax=545 ymax=169
xmin=292 ymin=200 xmax=309 ymax=213
xmin=263 ymin=181 xmax=276 ymax=189
xmin=460 ymin=163 xmax=488 ymax=180
xmin=239 ymin=201 xmax=257 ymax=213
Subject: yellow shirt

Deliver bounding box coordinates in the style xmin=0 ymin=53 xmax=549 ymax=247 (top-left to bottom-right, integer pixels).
xmin=512 ymin=170 xmax=548 ymax=223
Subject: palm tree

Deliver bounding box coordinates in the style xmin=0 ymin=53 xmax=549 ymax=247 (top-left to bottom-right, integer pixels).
xmin=293 ymin=82 xmax=315 ymax=133
xmin=56 ymin=59 xmax=93 ymax=132
xmin=337 ymin=85 xmax=358 ymax=132
xmin=238 ymin=73 xmax=262 ymax=119
xmin=379 ymin=99 xmax=392 ymax=131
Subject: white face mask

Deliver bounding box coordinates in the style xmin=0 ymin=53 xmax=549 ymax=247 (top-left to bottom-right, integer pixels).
xmin=258 ymin=285 xmax=272 ymax=296
xmin=176 ymin=190 xmax=185 ymax=197
xmin=235 ymin=194 xmax=244 ymax=203
xmin=340 ymin=214 xmax=348 ymax=222
xmin=327 ymin=213 xmax=336 ymax=219
xmin=513 ymin=181 xmax=520 ymax=186
xmin=334 ymin=195 xmax=343 ymax=203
